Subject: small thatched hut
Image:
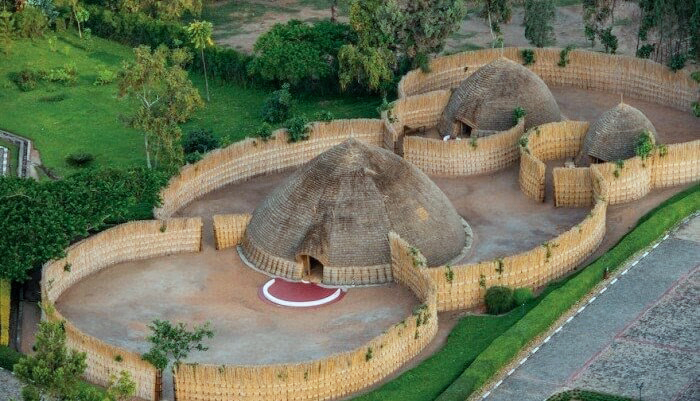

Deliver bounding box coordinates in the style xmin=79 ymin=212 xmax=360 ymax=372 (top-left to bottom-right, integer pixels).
xmin=576 ymin=103 xmax=657 ymax=166
xmin=242 ymin=139 xmax=468 ymax=285
xmin=438 ymin=58 xmax=561 ymax=138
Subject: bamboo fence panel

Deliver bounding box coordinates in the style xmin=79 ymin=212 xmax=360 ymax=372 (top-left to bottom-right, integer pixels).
xmin=173 ymin=234 xmax=438 ymax=401
xmin=41 ymin=218 xmax=203 ymax=400
xmin=591 ymin=157 xmax=652 ymax=205
xmin=526 ymin=121 xmax=589 ymax=162
xmin=213 ymin=214 xmax=252 ymax=250
xmin=403 ymin=119 xmax=524 ymax=176
xmin=397 ymin=48 xmax=698 ymax=112
xmin=553 ymin=167 xmax=594 ymax=207
xmin=322 ymin=264 xmax=392 ymax=286
xmin=155 ymin=119 xmax=385 ymax=219
xmin=384 ymin=90 xmax=452 ymax=152
xmin=650 ymin=140 xmax=700 ymax=189
xmin=425 ymin=199 xmax=607 ymax=311
xmin=519 ymin=149 xmax=546 ymax=202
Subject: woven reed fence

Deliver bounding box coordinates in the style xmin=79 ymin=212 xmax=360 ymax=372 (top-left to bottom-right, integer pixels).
xmin=41 ymin=218 xmax=203 ymax=400
xmin=650 ymin=140 xmax=700 ymax=189
xmin=173 ymin=233 xmax=438 ymax=401
xmin=518 ymin=120 xmax=589 ymax=202
xmin=591 ymin=157 xmax=652 ymax=205
xmin=383 ymin=90 xmax=452 ymax=153
xmin=424 ymin=199 xmax=607 ymax=311
xmin=213 ymin=214 xmax=252 ymax=250
xmin=155 ymin=119 xmax=385 ymax=219
xmin=553 ymin=167 xmax=594 ymax=207
xmin=397 ymin=48 xmax=699 ymax=112
xmin=403 ymin=118 xmax=524 ymax=176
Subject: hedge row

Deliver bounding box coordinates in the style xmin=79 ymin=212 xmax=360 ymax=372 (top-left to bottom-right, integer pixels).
xmin=436 ymin=184 xmax=700 ymax=401
xmin=547 ymin=389 xmax=635 ymax=401
xmin=0 ymin=346 xmax=21 ymax=371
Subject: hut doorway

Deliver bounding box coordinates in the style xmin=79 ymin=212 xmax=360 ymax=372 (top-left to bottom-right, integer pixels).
xmin=460 ymin=121 xmax=473 ymax=137
xmin=301 ymin=255 xmax=324 ymax=283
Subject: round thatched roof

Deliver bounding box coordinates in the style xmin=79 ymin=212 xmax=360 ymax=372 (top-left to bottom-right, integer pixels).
xmin=438 ymin=58 xmax=561 ymax=137
xmin=243 ymin=139 xmax=467 ymax=273
xmin=576 ymin=103 xmax=657 ymax=165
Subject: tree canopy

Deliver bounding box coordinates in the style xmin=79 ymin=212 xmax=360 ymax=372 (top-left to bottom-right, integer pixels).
xmin=524 ymin=0 xmax=556 ymax=48
xmin=142 ymin=320 xmax=214 ymax=371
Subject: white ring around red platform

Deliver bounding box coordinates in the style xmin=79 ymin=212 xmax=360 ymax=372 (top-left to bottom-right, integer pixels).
xmin=261 ymin=279 xmax=345 ymax=307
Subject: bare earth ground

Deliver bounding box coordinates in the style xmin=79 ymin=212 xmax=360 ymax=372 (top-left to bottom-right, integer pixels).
xmin=51 ymin=88 xmax=697 ymax=397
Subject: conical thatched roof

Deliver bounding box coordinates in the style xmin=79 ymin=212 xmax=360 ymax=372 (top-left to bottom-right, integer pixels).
xmin=576 ymin=103 xmax=657 ymax=165
xmin=242 ymin=139 xmax=467 ymax=279
xmin=438 ymin=58 xmax=561 ymax=137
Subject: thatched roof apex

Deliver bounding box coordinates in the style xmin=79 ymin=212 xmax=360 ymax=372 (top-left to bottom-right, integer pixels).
xmin=243 ymin=139 xmax=467 ymax=269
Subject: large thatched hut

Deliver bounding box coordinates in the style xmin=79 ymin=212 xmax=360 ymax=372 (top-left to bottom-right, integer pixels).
xmin=438 ymin=58 xmax=561 ymax=138
xmin=241 ymin=139 xmax=468 ymax=286
xmin=575 ymin=103 xmax=657 ymax=166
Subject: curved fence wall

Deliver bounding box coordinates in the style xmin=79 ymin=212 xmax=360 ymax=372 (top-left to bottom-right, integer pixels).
xmin=425 ymin=199 xmax=607 ymax=311
xmin=42 ymin=219 xmax=203 ymax=400
xmin=384 ymin=90 xmax=452 ymax=153
xmin=398 ymin=48 xmax=699 ymax=112
xmin=155 ymin=119 xmax=385 ymax=219
xmin=403 ymin=119 xmax=524 ymax=176
xmin=173 ymin=233 xmax=438 ymax=401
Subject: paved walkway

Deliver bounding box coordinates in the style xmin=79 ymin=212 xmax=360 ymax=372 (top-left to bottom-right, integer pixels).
xmin=484 ymin=215 xmax=700 ymax=401
xmin=0 ymin=368 xmax=21 ymax=401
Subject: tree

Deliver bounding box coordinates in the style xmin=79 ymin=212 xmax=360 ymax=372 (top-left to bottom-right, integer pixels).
xmin=187 ymin=20 xmax=213 ymax=102
xmin=55 ymin=0 xmax=87 ymax=38
xmin=523 ymin=0 xmax=556 ymax=48
xmin=118 ymin=45 xmax=203 ymax=171
xmin=142 ymin=320 xmax=214 ymax=371
xmin=338 ymin=0 xmax=464 ymax=93
xmin=637 ymin=0 xmax=699 ymax=64
xmin=0 ymin=168 xmax=168 ymax=282
xmin=118 ymin=0 xmax=202 ymax=21
xmin=14 ymin=320 xmax=87 ymax=400
xmin=106 ymin=371 xmax=137 ymax=401
xmin=478 ymin=0 xmax=512 ymax=41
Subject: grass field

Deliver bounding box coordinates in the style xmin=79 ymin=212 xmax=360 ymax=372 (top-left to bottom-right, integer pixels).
xmin=0 ymin=32 xmax=380 ymax=175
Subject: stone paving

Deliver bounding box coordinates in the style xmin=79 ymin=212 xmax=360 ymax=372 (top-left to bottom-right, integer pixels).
xmin=0 ymin=368 xmax=21 ymax=401
xmin=484 ymin=215 xmax=700 ymax=401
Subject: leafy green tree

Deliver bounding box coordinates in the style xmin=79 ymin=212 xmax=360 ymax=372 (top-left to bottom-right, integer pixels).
xmin=14 ymin=4 xmax=48 ymax=38
xmin=55 ymin=0 xmax=88 ymax=38
xmin=119 ymin=0 xmax=202 ymax=21
xmin=187 ymin=20 xmax=213 ymax=102
xmin=260 ymin=83 xmax=294 ymax=124
xmin=118 ymin=45 xmax=203 ymax=170
xmin=478 ymin=0 xmax=512 ymax=37
xmin=0 ymin=168 xmax=168 ymax=282
xmin=14 ymin=320 xmax=87 ymax=400
xmin=599 ymin=26 xmax=617 ymax=54
xmin=523 ymin=0 xmax=556 ymax=48
xmin=637 ymin=0 xmax=699 ymax=64
xmin=142 ymin=320 xmax=214 ymax=371
xmin=106 ymin=371 xmax=137 ymax=401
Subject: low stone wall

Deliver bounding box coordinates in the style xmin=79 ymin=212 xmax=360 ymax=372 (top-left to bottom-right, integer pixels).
xmin=173 ymin=233 xmax=438 ymax=401
xmin=425 ymin=199 xmax=607 ymax=311
xmin=155 ymin=119 xmax=385 ymax=219
xmin=403 ymin=119 xmax=524 ymax=176
xmin=213 ymin=214 xmax=251 ymax=250
xmin=398 ymin=48 xmax=699 ymax=112
xmin=42 ymin=219 xmax=203 ymax=400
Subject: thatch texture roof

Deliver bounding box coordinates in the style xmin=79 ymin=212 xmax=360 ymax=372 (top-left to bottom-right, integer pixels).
xmin=576 ymin=103 xmax=657 ymax=165
xmin=243 ymin=139 xmax=467 ymax=272
xmin=438 ymin=58 xmax=561 ymax=137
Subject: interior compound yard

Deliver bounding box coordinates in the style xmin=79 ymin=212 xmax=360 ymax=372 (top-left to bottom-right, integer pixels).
xmin=39 ymin=47 xmax=699 ymax=401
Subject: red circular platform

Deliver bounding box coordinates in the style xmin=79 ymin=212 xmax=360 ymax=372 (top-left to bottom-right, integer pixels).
xmin=259 ymin=279 xmax=346 ymax=308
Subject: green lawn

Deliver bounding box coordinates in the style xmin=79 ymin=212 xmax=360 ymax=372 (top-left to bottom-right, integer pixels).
xmin=0 ymin=32 xmax=380 ymax=176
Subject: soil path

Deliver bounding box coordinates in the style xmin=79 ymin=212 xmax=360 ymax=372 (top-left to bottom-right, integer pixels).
xmin=483 ymin=216 xmax=700 ymax=401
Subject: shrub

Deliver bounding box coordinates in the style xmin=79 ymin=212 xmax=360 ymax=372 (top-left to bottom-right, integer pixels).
xmin=599 ymin=27 xmax=618 ymax=54
xmin=314 ymin=110 xmax=334 ymax=122
xmin=284 ymin=115 xmax=311 ymax=143
xmin=521 ymin=49 xmax=535 ymax=66
xmin=484 ymin=286 xmax=515 ymax=315
xmin=635 ymin=130 xmax=654 ymax=160
xmin=48 ymin=63 xmax=78 ymax=85
xmin=182 ymin=129 xmax=220 ymax=155
xmin=184 ymin=151 xmax=203 ymax=164
xmin=0 ymin=346 xmax=22 ymax=371
xmin=254 ymin=122 xmax=274 ymax=141
xmin=93 ymin=67 xmax=116 ymax=86
xmin=667 ymin=53 xmax=687 ymax=72
xmin=513 ymin=107 xmax=526 ymax=125
xmin=513 ymin=287 xmax=534 ymax=306
xmin=65 ymin=152 xmax=95 ymax=168
xmin=261 ymin=83 xmax=294 ymax=124
xmin=558 ymin=45 xmax=574 ymax=67
xmin=15 ymin=5 xmax=48 ymax=39
xmin=692 ymin=102 xmax=700 ymax=118
xmin=12 ymin=69 xmax=39 ymax=91
xmin=636 ymin=43 xmax=654 ymax=59
xmin=692 ymin=71 xmax=700 ymax=83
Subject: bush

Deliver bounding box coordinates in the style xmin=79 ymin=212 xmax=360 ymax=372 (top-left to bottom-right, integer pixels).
xmin=513 ymin=106 xmax=526 ymax=125
xmin=693 ymin=101 xmax=700 ymax=118
xmin=521 ymin=49 xmax=535 ymax=66
xmin=558 ymin=45 xmax=574 ymax=67
xmin=12 ymin=69 xmax=39 ymax=91
xmin=599 ymin=27 xmax=618 ymax=54
xmin=254 ymin=122 xmax=273 ymax=141
xmin=485 ymin=286 xmax=515 ymax=314
xmin=261 ymin=83 xmax=294 ymax=124
xmin=48 ymin=63 xmax=78 ymax=85
xmin=635 ymin=130 xmax=654 ymax=160
xmin=667 ymin=53 xmax=687 ymax=72
xmin=284 ymin=115 xmax=310 ymax=143
xmin=65 ymin=152 xmax=95 ymax=168
xmin=182 ymin=129 xmax=220 ymax=155
xmin=314 ymin=110 xmax=334 ymax=122
xmin=15 ymin=5 xmax=48 ymax=39
xmin=93 ymin=67 xmax=116 ymax=86
xmin=513 ymin=288 xmax=534 ymax=306
xmin=0 ymin=346 xmax=22 ymax=370
xmin=184 ymin=151 xmax=203 ymax=164
xmin=636 ymin=43 xmax=654 ymax=59
xmin=692 ymin=71 xmax=700 ymax=84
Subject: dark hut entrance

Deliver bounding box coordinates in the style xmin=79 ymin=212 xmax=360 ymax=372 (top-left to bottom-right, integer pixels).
xmin=460 ymin=121 xmax=473 ymax=137
xmin=301 ymin=255 xmax=324 ymax=283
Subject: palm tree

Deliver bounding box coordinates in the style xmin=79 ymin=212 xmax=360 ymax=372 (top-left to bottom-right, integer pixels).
xmin=187 ymin=20 xmax=214 ymax=102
